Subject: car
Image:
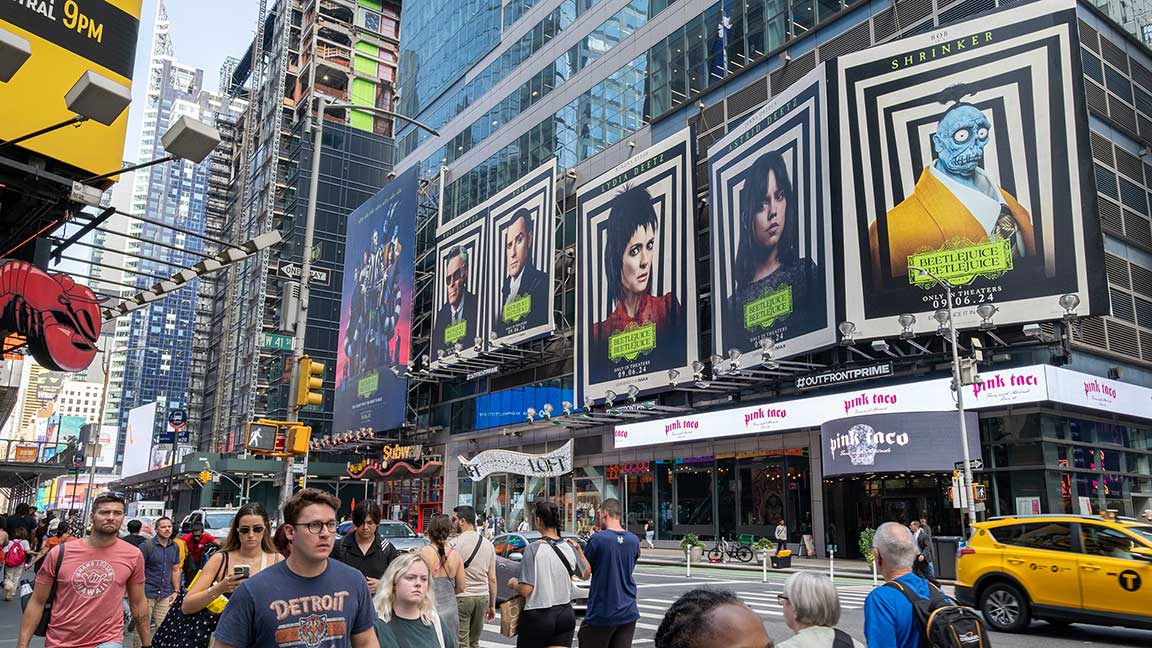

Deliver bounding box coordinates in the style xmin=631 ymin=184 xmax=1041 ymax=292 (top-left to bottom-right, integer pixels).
xmin=336 ymin=519 xmax=429 ymax=553
xmin=180 ymin=508 xmax=236 ymax=540
xmin=955 ymin=513 xmax=1152 ymax=632
xmin=492 ymin=532 xmax=590 ymax=611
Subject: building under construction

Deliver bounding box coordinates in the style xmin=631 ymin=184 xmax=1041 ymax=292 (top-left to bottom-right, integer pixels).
xmin=203 ymin=0 xmax=402 ymax=451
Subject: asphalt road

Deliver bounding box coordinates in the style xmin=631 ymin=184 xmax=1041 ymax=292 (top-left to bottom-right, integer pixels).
xmin=472 ymin=563 xmax=1152 ymax=648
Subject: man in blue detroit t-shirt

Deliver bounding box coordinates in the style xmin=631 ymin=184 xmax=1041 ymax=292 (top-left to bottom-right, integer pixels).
xmin=864 ymin=521 xmax=938 ymax=648
xmin=577 ymin=498 xmax=640 ymax=648
xmin=214 ymin=490 xmax=379 ymax=648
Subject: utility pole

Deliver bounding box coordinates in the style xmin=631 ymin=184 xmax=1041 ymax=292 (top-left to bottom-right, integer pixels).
xmin=280 ymin=96 xmax=327 ymax=507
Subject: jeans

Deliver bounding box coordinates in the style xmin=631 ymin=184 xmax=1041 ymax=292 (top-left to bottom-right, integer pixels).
xmin=456 ymin=594 xmax=488 ymax=648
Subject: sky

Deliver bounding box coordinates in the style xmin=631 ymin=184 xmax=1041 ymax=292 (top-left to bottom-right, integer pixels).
xmin=124 ymin=0 xmax=260 ymax=162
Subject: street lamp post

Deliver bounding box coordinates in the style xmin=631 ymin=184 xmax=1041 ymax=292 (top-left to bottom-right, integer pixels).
xmin=908 ymin=264 xmax=978 ymax=537
xmin=279 ymin=99 xmax=439 ymax=506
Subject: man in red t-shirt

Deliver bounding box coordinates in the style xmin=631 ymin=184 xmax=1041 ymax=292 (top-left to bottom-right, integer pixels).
xmin=179 ymin=523 xmax=217 ymax=584
xmin=17 ymin=493 xmax=151 ymax=648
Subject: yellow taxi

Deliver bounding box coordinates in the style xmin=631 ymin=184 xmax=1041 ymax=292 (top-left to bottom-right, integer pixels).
xmin=955 ymin=514 xmax=1152 ymax=632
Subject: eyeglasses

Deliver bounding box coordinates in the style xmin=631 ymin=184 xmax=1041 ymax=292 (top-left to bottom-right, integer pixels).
xmin=445 ymin=268 xmax=466 ymax=284
xmin=237 ymin=526 xmax=266 ymax=535
xmin=296 ymin=520 xmax=338 ymax=534
xmin=777 ymin=595 xmax=790 ymax=605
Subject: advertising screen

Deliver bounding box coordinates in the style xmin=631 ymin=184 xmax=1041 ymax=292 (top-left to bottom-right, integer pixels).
xmin=821 ymin=411 xmax=980 ymax=476
xmin=334 ymin=167 xmax=419 ymax=435
xmin=835 ymin=0 xmax=1107 ymax=338
xmin=473 ymin=384 xmax=573 ymax=431
xmin=431 ymin=210 xmax=488 ymax=366
xmin=121 ymin=401 xmax=157 ymax=479
xmin=576 ymin=129 xmax=699 ymax=403
xmin=0 ymin=0 xmax=142 ymax=176
xmin=708 ymin=66 xmax=835 ymax=368
xmin=484 ymin=160 xmax=557 ymax=347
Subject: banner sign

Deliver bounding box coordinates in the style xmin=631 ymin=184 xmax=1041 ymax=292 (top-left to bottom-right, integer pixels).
xmin=576 ymin=128 xmax=699 ymax=403
xmin=708 ymin=66 xmax=836 ymax=368
xmin=484 ymin=160 xmax=557 ymax=347
xmin=821 ymin=411 xmax=980 ymax=476
xmin=122 ymin=401 xmax=157 ymax=479
xmin=431 ymin=211 xmax=488 ymax=366
xmin=459 ymin=440 xmax=574 ymax=480
xmin=835 ymin=0 xmax=1107 ymax=339
xmin=795 ymin=363 xmax=894 ymax=390
xmin=334 ymin=167 xmax=418 ymax=435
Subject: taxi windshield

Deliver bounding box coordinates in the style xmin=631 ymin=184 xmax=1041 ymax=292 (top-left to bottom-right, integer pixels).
xmin=1125 ymin=524 xmax=1152 ymax=546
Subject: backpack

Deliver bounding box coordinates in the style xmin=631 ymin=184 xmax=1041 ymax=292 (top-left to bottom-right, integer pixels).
xmin=884 ymin=581 xmax=990 ymax=648
xmin=5 ymin=541 xmax=25 ymax=567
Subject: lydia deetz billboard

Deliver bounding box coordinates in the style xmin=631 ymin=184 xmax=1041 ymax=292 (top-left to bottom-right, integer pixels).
xmin=614 ymin=365 xmax=1152 ymax=449
xmin=821 ymin=411 xmax=979 ymax=476
xmin=835 ymin=0 xmax=1108 ymax=338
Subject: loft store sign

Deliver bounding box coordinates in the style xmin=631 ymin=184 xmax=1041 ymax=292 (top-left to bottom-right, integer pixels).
xmin=459 ymin=440 xmax=574 ymax=480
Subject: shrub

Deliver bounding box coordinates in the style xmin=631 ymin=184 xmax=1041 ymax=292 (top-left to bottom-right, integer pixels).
xmin=859 ymin=527 xmax=876 ymax=566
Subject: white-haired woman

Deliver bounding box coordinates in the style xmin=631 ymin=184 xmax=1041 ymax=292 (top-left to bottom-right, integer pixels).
xmin=777 ymin=571 xmax=864 ymax=648
xmin=374 ymin=552 xmax=458 ymax=648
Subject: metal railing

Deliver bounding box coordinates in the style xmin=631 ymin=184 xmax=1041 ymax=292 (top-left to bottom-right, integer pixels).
xmin=0 ymin=439 xmax=77 ymax=466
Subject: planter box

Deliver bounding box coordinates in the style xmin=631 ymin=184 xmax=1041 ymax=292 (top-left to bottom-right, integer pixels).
xmin=771 ymin=556 xmax=792 ymax=569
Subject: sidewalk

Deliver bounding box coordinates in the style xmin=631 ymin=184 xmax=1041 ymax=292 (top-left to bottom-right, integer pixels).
xmin=637 ymin=547 xmax=954 ymax=584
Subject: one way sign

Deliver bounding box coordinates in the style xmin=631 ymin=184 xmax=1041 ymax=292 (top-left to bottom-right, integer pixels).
xmin=278 ymin=262 xmax=331 ymax=287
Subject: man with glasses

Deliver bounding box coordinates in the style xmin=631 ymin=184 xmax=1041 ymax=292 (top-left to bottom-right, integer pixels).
xmin=134 ymin=517 xmax=181 ymax=648
xmin=214 ymin=489 xmax=379 ymax=648
xmin=432 ymin=246 xmax=478 ymax=356
xmin=18 ymin=492 xmax=151 ymax=648
xmin=332 ymin=501 xmax=397 ymax=594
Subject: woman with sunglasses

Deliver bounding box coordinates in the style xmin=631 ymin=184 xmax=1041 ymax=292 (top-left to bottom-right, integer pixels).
xmin=333 ymin=500 xmax=399 ymax=594
xmin=181 ymin=502 xmax=282 ymax=616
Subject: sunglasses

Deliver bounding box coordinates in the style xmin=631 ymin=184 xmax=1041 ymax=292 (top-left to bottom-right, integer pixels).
xmin=445 ymin=268 xmax=467 ymax=284
xmin=237 ymin=526 xmax=266 ymax=535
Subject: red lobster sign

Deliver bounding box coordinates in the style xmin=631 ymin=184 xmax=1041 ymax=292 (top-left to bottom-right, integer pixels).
xmin=0 ymin=260 xmax=101 ymax=372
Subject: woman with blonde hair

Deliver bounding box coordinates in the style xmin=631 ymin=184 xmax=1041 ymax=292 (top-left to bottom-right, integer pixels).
xmin=374 ymin=552 xmax=457 ymax=648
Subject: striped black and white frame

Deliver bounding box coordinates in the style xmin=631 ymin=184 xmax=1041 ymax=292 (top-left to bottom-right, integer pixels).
xmin=708 ymin=65 xmax=835 ymax=369
xmin=431 ymin=208 xmax=487 ymax=368
xmin=836 ymin=0 xmax=1107 ymax=339
xmin=576 ymin=128 xmax=699 ymax=404
xmin=484 ymin=159 xmax=558 ymax=348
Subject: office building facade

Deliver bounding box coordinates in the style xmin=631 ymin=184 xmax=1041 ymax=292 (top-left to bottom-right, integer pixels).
xmin=387 ymin=0 xmax=1152 ymax=550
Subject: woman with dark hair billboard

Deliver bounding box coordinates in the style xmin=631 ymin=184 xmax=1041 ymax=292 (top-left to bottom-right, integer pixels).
xmin=591 ymin=186 xmax=686 ymax=369
xmin=724 ymin=151 xmax=822 ymax=348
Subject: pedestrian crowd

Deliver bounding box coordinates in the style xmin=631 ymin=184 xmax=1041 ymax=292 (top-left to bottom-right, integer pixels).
xmin=9 ymin=493 xmax=980 ymax=648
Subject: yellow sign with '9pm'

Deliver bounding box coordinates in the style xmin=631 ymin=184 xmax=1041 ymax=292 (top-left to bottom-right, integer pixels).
xmin=0 ymin=0 xmax=142 ymax=177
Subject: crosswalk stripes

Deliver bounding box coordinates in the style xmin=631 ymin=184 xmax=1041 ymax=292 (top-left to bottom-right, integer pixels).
xmin=474 ymin=582 xmax=877 ymax=647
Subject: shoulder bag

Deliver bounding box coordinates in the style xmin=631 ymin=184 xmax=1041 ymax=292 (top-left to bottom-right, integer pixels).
xmin=498 ymin=595 xmax=524 ymax=638
xmin=462 ymin=533 xmax=484 ymax=569
xmin=154 ymin=552 xmax=230 ymax=648
xmin=19 ymin=542 xmax=63 ymax=636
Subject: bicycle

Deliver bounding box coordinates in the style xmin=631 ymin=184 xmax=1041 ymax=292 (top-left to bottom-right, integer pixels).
xmin=706 ymin=536 xmax=753 ymax=563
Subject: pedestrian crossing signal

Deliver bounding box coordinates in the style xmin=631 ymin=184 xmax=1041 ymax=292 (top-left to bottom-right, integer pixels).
xmin=245 ymin=420 xmax=280 ymax=454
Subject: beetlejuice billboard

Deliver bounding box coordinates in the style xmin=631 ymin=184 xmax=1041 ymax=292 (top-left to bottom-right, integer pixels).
xmin=835 ymin=0 xmax=1107 ymax=338
xmin=576 ymin=128 xmax=699 ymax=403
xmin=708 ymin=66 xmax=836 ymax=369
xmin=334 ymin=167 xmax=418 ymax=434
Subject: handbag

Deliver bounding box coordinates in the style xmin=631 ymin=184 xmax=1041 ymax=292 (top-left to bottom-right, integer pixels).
xmin=19 ymin=542 xmax=64 ymax=636
xmin=154 ymin=553 xmax=230 ymax=648
xmin=499 ymin=595 xmax=524 ymax=638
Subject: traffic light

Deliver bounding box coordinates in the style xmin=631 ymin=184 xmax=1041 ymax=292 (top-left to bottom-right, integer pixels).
xmin=297 ymin=476 xmax=306 ymax=488
xmin=287 ymin=425 xmax=312 ymax=455
xmin=198 ymin=471 xmax=212 ymax=484
xmin=295 ymin=355 xmax=325 ymax=409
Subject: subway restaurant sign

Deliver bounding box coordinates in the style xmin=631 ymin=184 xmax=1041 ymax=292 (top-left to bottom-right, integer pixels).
xmin=0 ymin=0 xmax=142 ymax=175
xmin=908 ymin=238 xmax=1013 ymax=287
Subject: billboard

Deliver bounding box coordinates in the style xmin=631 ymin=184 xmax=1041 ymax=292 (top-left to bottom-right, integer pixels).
xmin=821 ymin=411 xmax=980 ymax=476
xmin=334 ymin=167 xmax=418 ymax=434
xmin=708 ymin=66 xmax=835 ymax=368
xmin=576 ymin=129 xmax=699 ymax=402
xmin=121 ymin=401 xmax=156 ymax=479
xmin=474 ymin=384 xmax=573 ymax=431
xmin=835 ymin=0 xmax=1107 ymax=338
xmin=0 ymin=0 xmax=142 ymax=176
xmin=484 ymin=160 xmax=557 ymax=347
xmin=431 ymin=211 xmax=487 ymax=366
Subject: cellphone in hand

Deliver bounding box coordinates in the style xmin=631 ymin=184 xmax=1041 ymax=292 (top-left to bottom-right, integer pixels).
xmin=233 ymin=565 xmax=250 ymax=579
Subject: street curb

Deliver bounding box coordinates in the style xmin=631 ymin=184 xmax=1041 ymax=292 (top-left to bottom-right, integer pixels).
xmin=636 ymin=557 xmax=957 ymax=586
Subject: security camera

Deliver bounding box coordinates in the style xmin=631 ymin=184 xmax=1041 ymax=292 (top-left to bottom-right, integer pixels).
xmin=387 ymin=171 xmax=396 ymax=179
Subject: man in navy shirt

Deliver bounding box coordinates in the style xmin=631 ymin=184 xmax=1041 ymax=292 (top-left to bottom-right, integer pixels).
xmin=578 ymin=498 xmax=640 ymax=648
xmin=864 ymin=521 xmax=933 ymax=648
xmin=214 ymin=489 xmax=378 ymax=648
xmin=135 ymin=516 xmax=182 ymax=648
